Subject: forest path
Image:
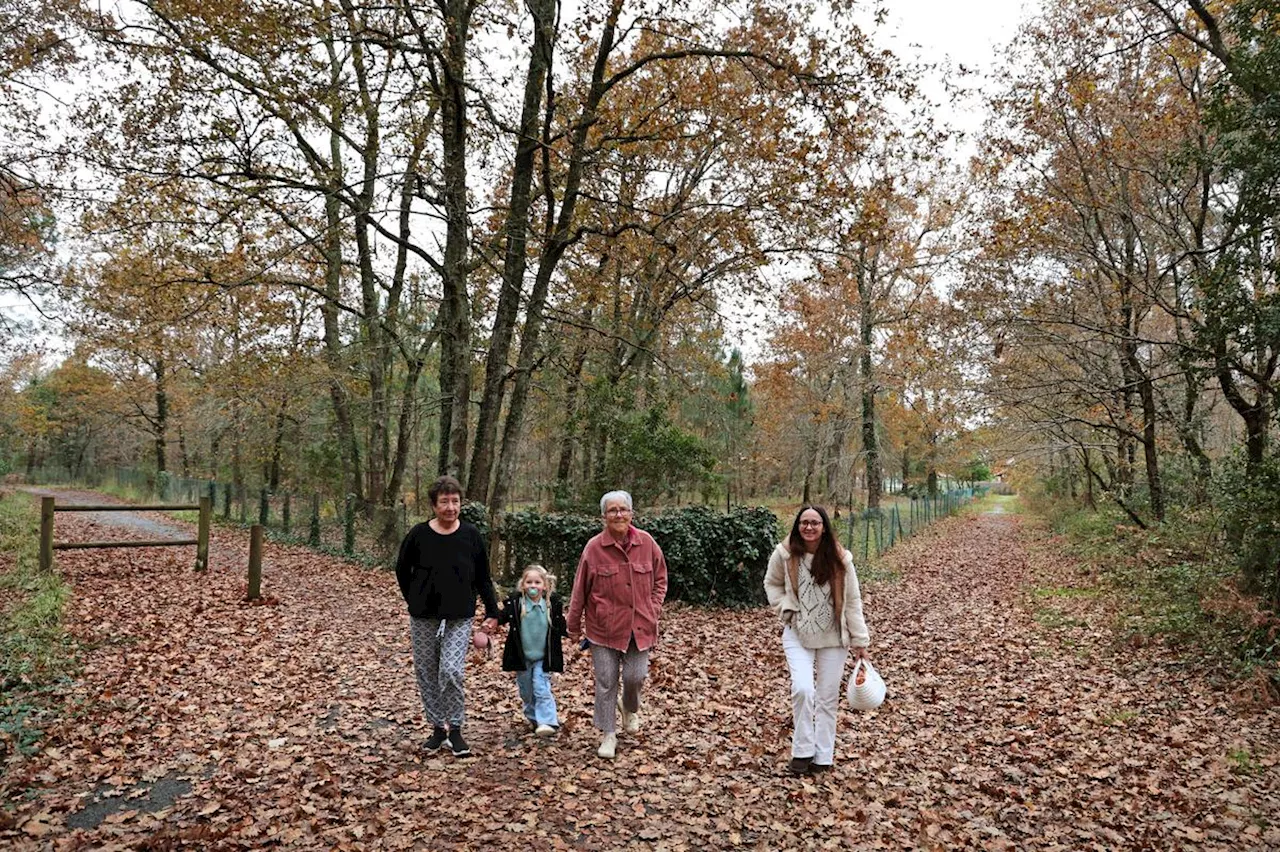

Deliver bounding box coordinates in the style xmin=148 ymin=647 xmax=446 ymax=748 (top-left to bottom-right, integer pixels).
xmin=2 ymin=498 xmax=1278 ymax=849
xmin=19 ymin=486 xmax=192 ymax=540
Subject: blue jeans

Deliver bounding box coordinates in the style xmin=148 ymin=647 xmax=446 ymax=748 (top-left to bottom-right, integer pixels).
xmin=516 ymin=659 xmax=559 ymax=727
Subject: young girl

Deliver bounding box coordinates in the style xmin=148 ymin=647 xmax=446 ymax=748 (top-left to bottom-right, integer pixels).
xmin=499 ymin=565 xmax=566 ymax=736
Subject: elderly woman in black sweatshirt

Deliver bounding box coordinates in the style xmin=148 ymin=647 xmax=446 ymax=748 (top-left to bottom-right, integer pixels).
xmin=395 ymin=475 xmax=499 ymax=757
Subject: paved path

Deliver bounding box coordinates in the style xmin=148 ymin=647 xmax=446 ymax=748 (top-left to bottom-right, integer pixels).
xmin=20 ymin=486 xmax=192 ymax=540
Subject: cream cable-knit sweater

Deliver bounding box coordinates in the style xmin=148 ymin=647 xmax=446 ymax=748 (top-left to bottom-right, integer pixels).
xmin=763 ymin=544 xmax=870 ymax=650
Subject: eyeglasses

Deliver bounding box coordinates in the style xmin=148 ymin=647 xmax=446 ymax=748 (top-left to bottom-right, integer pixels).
xmin=605 ymin=507 xmax=632 ymax=517
xmin=798 ymin=520 xmax=823 ymax=528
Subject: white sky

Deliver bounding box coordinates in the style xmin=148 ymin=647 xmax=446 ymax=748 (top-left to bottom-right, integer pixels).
xmin=878 ymin=0 xmax=1040 ymax=146
xmin=881 ymin=0 xmax=1034 ymax=70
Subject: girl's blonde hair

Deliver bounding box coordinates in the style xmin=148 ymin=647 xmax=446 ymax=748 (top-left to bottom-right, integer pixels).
xmin=519 ymin=564 xmax=555 ymax=616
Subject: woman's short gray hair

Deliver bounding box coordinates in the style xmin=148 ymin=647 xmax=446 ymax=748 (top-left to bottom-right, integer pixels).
xmin=599 ymin=490 xmax=633 ymax=515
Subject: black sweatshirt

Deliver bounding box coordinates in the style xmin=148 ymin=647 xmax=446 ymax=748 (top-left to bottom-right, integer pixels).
xmin=395 ymin=521 xmax=499 ymax=620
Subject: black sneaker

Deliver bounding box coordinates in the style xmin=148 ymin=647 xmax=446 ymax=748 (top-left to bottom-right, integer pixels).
xmin=448 ymin=726 xmax=471 ymax=757
xmin=787 ymin=756 xmax=813 ymax=776
xmin=424 ymin=726 xmax=448 ymax=752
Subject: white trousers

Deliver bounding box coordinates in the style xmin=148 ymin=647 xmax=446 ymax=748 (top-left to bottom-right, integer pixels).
xmin=781 ymin=626 xmax=847 ymax=763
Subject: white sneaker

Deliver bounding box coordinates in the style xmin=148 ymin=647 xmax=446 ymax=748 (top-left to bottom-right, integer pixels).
xmin=535 ymin=724 xmax=555 ymax=738
xmin=597 ymin=732 xmax=617 ymax=759
xmin=618 ymin=694 xmax=640 ymax=734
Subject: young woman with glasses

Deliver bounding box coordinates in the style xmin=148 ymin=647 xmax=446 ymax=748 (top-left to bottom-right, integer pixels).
xmin=764 ymin=505 xmax=872 ymax=775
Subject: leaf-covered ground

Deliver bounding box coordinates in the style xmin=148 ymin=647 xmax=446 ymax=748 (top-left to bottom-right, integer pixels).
xmin=2 ymin=499 xmax=1278 ymax=850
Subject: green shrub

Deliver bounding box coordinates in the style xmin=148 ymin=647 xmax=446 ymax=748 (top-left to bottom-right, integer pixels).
xmin=501 ymin=510 xmax=603 ymax=589
xmin=460 ymin=501 xmax=489 ymax=538
xmin=644 ymin=506 xmax=778 ymax=607
xmin=500 ymin=505 xmax=779 ymax=607
xmin=1214 ymin=452 xmax=1280 ymax=607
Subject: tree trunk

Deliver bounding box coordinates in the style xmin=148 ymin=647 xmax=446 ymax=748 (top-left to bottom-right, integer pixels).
xmin=153 ymin=351 xmax=168 ymax=472
xmin=438 ymin=0 xmax=474 ymax=486
xmin=469 ymin=0 xmax=557 ymax=504
xmin=177 ymin=425 xmax=189 ymax=477
xmin=320 ymin=119 xmax=362 ymax=503
xmin=856 ymin=257 xmax=881 ymax=511
xmin=490 ymin=0 xmax=625 ymax=519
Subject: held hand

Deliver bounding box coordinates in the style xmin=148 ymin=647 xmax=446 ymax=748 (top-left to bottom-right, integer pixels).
xmin=482 ymin=617 xmax=498 ymax=633
xmin=851 ymin=646 xmax=870 ymax=662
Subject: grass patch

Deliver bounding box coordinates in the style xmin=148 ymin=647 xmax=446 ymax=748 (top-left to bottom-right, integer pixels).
xmin=0 ymin=492 xmax=77 ymax=763
xmin=1033 ymin=606 xmax=1085 ymax=630
xmin=1035 ymin=499 xmax=1276 ymax=684
xmin=969 ymin=493 xmax=1021 ymax=515
xmin=1101 ymin=708 xmax=1140 ymax=726
xmin=1033 ymin=585 xmax=1102 ymax=599
xmin=1227 ymin=747 xmax=1259 ymax=776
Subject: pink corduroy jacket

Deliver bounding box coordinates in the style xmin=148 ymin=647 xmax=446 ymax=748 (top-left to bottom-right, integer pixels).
xmin=566 ymin=526 xmax=668 ymax=652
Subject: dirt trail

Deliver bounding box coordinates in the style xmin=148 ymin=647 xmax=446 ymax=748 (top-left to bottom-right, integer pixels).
xmin=2 ymin=503 xmax=1277 ymax=849
xmin=19 ymin=487 xmax=193 ymax=540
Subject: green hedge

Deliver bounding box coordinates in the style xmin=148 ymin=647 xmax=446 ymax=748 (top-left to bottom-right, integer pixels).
xmin=500 ymin=505 xmax=779 ymax=608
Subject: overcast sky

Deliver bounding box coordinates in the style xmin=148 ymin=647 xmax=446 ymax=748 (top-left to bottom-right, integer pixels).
xmin=880 ymin=0 xmax=1039 ymax=136
xmin=882 ymin=0 xmax=1034 ymax=65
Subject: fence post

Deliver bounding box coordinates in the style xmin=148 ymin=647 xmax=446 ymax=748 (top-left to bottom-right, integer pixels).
xmin=344 ymin=494 xmax=355 ymax=556
xmin=282 ymin=493 xmax=291 ymax=536
xmin=247 ymin=524 xmax=263 ymax=600
xmin=862 ymin=514 xmax=871 ymax=561
xmin=39 ymin=496 xmax=55 ymax=572
xmin=309 ymin=493 xmax=321 ymax=546
xmin=259 ymin=488 xmax=269 ymax=526
xmin=196 ymin=496 xmax=211 ymax=572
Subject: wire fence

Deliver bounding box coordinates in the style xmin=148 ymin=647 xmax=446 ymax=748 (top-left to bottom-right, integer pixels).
xmin=19 ymin=464 xmax=989 ymax=576
xmin=833 ymin=489 xmax=987 ymax=564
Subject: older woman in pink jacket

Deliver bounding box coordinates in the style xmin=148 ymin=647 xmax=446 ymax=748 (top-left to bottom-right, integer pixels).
xmin=567 ymin=490 xmax=668 ymax=760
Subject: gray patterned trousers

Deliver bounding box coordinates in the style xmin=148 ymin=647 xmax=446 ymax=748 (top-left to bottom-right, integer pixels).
xmin=409 ymin=616 xmax=471 ymax=727
xmin=590 ymin=636 xmax=650 ymax=734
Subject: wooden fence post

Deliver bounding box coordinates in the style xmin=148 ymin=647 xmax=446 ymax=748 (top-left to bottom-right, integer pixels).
xmin=343 ymin=494 xmax=355 ymax=556
xmin=247 ymin=524 xmax=263 ymax=600
xmin=39 ymin=496 xmax=55 ymax=572
xmin=196 ymin=496 xmax=211 ymax=572
xmin=309 ymin=493 xmax=321 ymax=546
